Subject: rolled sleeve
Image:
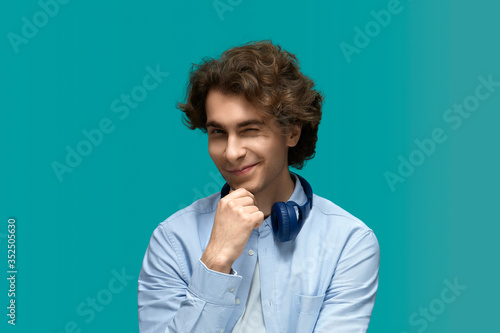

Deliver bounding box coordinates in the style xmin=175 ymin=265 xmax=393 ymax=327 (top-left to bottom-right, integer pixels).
xmin=188 ymin=259 xmax=242 ymax=306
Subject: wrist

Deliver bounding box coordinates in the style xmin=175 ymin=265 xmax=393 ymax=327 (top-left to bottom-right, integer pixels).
xmin=201 ymin=248 xmax=233 ymax=274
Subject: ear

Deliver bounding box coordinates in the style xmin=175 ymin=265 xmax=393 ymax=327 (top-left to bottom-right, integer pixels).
xmin=286 ymin=124 xmax=302 ymax=147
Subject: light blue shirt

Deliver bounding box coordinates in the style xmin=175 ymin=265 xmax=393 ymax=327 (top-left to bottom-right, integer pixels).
xmin=138 ymin=176 xmax=380 ymax=333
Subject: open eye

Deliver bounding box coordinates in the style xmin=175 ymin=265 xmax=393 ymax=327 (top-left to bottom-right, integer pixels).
xmin=209 ymin=128 xmax=225 ymax=135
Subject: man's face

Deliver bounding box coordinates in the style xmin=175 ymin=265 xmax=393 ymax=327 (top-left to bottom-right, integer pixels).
xmin=205 ymin=90 xmax=300 ymax=197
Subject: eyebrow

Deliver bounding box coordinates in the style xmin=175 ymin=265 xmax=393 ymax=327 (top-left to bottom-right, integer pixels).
xmin=205 ymin=119 xmax=266 ymax=129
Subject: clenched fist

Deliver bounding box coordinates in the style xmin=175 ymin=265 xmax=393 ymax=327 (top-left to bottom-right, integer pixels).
xmin=201 ymin=188 xmax=265 ymax=274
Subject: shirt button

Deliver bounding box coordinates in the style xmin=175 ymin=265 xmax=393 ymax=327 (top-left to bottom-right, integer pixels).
xmin=248 ymin=249 xmax=254 ymax=256
xmin=235 ymin=297 xmax=241 ymax=305
xmin=218 ymin=329 xmax=224 ymax=333
xmin=229 ymin=288 xmax=235 ymax=293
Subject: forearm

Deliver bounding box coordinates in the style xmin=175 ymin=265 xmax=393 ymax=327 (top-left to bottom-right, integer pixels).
xmin=167 ymin=260 xmax=241 ymax=332
xmin=139 ymin=255 xmax=242 ymax=332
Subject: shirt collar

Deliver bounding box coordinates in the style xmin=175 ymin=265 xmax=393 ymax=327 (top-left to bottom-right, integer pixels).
xmin=288 ymin=173 xmax=308 ymax=207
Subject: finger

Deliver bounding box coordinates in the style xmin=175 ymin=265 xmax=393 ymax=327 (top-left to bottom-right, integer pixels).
xmin=240 ymin=205 xmax=260 ymax=214
xmin=232 ymin=196 xmax=257 ymax=207
xmin=226 ymin=187 xmax=256 ymax=201
xmin=238 ymin=208 xmax=264 ymax=228
xmin=250 ymin=210 xmax=264 ymax=220
xmin=250 ymin=211 xmax=265 ymax=228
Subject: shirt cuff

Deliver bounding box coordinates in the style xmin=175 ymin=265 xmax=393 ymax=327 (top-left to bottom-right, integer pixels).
xmin=187 ymin=259 xmax=242 ymax=306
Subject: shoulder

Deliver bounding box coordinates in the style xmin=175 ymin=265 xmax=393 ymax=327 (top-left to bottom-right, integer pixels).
xmin=163 ymin=192 xmax=220 ymax=224
xmin=307 ymin=193 xmax=377 ymax=248
xmin=312 ymin=194 xmax=369 ymax=228
xmin=154 ymin=192 xmax=220 ymax=239
xmin=142 ymin=193 xmax=222 ymax=282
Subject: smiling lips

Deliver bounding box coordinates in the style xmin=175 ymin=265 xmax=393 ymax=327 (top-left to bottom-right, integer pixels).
xmin=228 ymin=163 xmax=258 ymax=176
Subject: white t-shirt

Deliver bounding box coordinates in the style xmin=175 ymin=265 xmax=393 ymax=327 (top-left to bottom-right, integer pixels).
xmin=232 ymin=260 xmax=266 ymax=332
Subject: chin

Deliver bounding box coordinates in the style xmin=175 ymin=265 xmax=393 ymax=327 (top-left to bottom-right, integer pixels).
xmin=227 ymin=178 xmax=260 ymax=194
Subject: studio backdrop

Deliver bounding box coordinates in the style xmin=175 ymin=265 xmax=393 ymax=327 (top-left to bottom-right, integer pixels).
xmin=2 ymin=0 xmax=499 ymax=332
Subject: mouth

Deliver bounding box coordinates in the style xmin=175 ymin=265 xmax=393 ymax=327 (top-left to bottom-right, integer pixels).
xmin=227 ymin=163 xmax=258 ymax=176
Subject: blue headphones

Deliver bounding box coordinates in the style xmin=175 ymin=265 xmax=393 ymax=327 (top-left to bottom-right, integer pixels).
xmin=220 ymin=172 xmax=313 ymax=242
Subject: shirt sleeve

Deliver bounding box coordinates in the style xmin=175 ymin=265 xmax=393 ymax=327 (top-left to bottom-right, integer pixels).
xmin=313 ymin=230 xmax=380 ymax=333
xmin=138 ymin=223 xmax=243 ymax=333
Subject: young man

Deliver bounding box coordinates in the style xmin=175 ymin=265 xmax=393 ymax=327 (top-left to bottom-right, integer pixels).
xmin=138 ymin=41 xmax=380 ymax=333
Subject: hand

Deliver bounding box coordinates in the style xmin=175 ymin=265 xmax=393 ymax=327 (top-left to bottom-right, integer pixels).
xmin=201 ymin=188 xmax=264 ymax=274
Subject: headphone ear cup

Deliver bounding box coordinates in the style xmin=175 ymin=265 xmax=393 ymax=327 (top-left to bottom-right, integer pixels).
xmin=285 ymin=201 xmax=300 ymax=241
xmin=285 ymin=201 xmax=299 ymax=225
xmin=271 ymin=202 xmax=290 ymax=242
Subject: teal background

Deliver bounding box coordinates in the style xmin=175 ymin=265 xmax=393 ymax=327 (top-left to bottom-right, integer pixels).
xmin=1 ymin=0 xmax=499 ymax=332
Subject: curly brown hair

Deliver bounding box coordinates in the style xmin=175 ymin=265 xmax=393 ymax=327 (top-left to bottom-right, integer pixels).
xmin=177 ymin=40 xmax=323 ymax=169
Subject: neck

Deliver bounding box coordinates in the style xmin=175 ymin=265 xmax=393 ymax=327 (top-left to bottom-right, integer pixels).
xmin=256 ymin=170 xmax=296 ymax=218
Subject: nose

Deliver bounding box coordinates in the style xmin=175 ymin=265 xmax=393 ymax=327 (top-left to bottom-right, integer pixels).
xmin=224 ymin=134 xmax=246 ymax=162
